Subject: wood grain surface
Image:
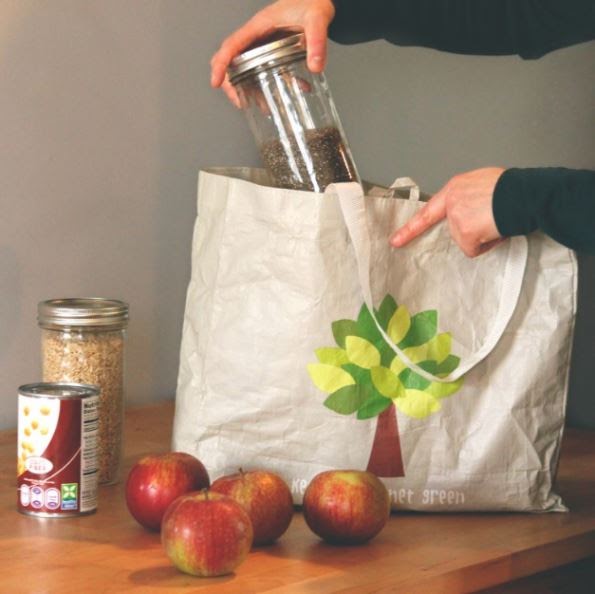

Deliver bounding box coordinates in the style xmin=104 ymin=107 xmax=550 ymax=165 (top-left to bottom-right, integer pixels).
xmin=1 ymin=401 xmax=594 ymax=594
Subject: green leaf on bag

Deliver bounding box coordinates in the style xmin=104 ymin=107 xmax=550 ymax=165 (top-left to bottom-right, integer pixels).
xmin=426 ymin=377 xmax=464 ymax=399
xmin=371 ymin=366 xmax=405 ymax=399
xmin=357 ymin=303 xmax=390 ymax=364
xmin=379 ymin=345 xmax=396 ymax=369
xmin=345 ymin=336 xmax=381 ymax=369
xmin=357 ymin=303 xmax=382 ymax=341
xmin=315 ymin=347 xmax=350 ymax=367
xmin=323 ymin=385 xmax=367 ymax=415
xmin=399 ymin=310 xmax=437 ymax=349
xmin=403 ymin=333 xmax=452 ymax=364
xmin=399 ymin=368 xmax=430 ymax=391
xmin=387 ymin=305 xmax=411 ymax=345
xmin=342 ymin=362 xmax=367 ymax=382
xmin=376 ymin=294 xmax=398 ymax=331
xmin=332 ymin=319 xmax=360 ymax=349
xmin=307 ymin=364 xmax=355 ymax=393
xmin=343 ymin=364 xmax=389 ymax=404
xmin=356 ymin=395 xmax=392 ymax=420
xmin=395 ymin=389 xmax=441 ymax=419
xmin=419 ymin=360 xmax=439 ymax=374
xmin=355 ymin=304 xmax=395 ymax=368
xmin=436 ymin=354 xmax=461 ymax=376
xmin=399 ymin=360 xmax=438 ymax=391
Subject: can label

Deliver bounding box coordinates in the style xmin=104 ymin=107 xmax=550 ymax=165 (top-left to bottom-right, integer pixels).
xmin=17 ymin=391 xmax=99 ymax=516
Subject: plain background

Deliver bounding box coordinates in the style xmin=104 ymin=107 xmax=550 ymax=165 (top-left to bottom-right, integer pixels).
xmin=1 ymin=0 xmax=594 ymax=430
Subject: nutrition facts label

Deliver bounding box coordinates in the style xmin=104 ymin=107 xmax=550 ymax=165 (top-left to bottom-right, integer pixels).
xmin=80 ymin=396 xmax=99 ymax=513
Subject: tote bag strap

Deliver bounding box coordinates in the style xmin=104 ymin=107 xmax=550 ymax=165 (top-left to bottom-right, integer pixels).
xmin=386 ymin=176 xmax=421 ymax=201
xmin=326 ymin=180 xmax=528 ymax=383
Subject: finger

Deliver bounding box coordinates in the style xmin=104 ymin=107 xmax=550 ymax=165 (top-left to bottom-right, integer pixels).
xmin=450 ymin=226 xmax=503 ymax=258
xmin=447 ymin=197 xmax=503 ymax=258
xmin=221 ymin=77 xmax=242 ymax=109
xmin=478 ymin=237 xmax=506 ymax=256
xmin=304 ymin=15 xmax=329 ymax=72
xmin=210 ymin=15 xmax=274 ymax=88
xmin=390 ymin=191 xmax=447 ymax=247
xmin=210 ymin=41 xmax=234 ymax=88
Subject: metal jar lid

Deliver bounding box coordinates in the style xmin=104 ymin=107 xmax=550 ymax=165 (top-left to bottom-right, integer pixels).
xmin=228 ymin=31 xmax=306 ymax=84
xmin=38 ymin=298 xmax=129 ymax=330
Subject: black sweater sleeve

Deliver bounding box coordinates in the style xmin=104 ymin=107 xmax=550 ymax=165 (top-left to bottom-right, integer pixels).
xmin=493 ymin=168 xmax=595 ymax=252
xmin=329 ymin=0 xmax=595 ymax=59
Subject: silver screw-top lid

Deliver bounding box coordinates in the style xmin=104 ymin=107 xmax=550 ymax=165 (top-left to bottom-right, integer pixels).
xmin=38 ymin=298 xmax=129 ymax=330
xmin=228 ymin=31 xmax=306 ymax=84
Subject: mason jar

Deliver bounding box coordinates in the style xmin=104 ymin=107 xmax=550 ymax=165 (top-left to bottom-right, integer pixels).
xmin=38 ymin=298 xmax=128 ymax=485
xmin=228 ymin=32 xmax=360 ymax=192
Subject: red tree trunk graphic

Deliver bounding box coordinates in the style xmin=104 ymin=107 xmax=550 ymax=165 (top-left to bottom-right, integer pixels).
xmin=366 ymin=403 xmax=404 ymax=477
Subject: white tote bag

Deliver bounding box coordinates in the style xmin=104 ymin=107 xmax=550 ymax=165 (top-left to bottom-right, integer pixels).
xmin=173 ymin=167 xmax=577 ymax=512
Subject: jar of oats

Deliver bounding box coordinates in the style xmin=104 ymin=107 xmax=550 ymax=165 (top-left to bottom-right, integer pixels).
xmin=38 ymin=298 xmax=128 ymax=485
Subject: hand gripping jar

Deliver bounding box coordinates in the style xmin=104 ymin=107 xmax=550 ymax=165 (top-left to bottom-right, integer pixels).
xmin=228 ymin=32 xmax=360 ymax=192
xmin=38 ymin=298 xmax=128 ymax=485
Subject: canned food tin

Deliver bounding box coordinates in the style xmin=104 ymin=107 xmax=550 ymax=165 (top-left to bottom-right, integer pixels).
xmin=17 ymin=383 xmax=99 ymax=517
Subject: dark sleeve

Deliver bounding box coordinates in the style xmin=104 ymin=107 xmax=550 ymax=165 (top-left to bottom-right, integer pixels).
xmin=329 ymin=0 xmax=595 ymax=58
xmin=493 ymin=168 xmax=595 ymax=252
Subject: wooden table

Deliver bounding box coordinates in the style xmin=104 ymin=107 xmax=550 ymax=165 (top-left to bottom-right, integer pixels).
xmin=1 ymin=402 xmax=594 ymax=594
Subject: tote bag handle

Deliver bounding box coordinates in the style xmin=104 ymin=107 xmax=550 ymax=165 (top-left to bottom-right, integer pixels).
xmin=326 ymin=180 xmax=528 ymax=383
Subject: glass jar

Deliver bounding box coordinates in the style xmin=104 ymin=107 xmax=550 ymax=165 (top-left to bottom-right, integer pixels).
xmin=38 ymin=298 xmax=128 ymax=485
xmin=228 ymin=32 xmax=360 ymax=192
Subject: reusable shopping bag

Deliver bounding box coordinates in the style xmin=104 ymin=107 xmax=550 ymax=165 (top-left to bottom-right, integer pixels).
xmin=173 ymin=167 xmax=577 ymax=511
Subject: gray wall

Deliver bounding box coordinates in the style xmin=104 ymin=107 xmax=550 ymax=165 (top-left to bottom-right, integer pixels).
xmin=1 ymin=1 xmax=593 ymax=430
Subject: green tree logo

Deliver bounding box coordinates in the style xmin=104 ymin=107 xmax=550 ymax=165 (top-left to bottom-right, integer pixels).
xmin=307 ymin=294 xmax=464 ymax=477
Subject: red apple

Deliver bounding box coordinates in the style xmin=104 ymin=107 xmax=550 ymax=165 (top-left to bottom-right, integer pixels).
xmin=303 ymin=470 xmax=390 ymax=544
xmin=125 ymin=452 xmax=210 ymax=531
xmin=162 ymin=491 xmax=253 ymax=577
xmin=210 ymin=469 xmax=294 ymax=545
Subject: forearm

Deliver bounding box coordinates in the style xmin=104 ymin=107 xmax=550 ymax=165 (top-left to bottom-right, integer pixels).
xmin=493 ymin=168 xmax=595 ymax=252
xmin=329 ymin=0 xmax=595 ymax=58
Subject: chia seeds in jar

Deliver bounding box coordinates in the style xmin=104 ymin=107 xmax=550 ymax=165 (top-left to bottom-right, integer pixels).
xmin=38 ymin=298 xmax=128 ymax=485
xmin=228 ymin=32 xmax=360 ymax=192
xmin=17 ymin=382 xmax=99 ymax=517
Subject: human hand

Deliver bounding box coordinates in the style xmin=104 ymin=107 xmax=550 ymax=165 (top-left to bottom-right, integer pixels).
xmin=210 ymin=0 xmax=336 ymax=107
xmin=390 ymin=168 xmax=506 ymax=257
